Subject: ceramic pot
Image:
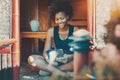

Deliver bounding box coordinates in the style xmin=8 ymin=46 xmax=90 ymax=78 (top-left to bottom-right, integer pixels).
xmin=30 ymin=20 xmax=39 ymax=32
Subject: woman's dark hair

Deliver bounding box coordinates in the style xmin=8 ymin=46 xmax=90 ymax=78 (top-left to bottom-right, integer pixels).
xmin=49 ymin=0 xmax=73 ymax=21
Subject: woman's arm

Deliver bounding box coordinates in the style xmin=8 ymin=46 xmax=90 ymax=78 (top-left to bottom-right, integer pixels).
xmin=43 ymin=28 xmax=54 ymax=59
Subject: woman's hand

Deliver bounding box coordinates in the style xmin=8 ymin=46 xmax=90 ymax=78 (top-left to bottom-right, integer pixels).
xmin=56 ymin=56 xmax=68 ymax=63
xmin=64 ymin=54 xmax=73 ymax=59
xmin=56 ymin=54 xmax=73 ymax=63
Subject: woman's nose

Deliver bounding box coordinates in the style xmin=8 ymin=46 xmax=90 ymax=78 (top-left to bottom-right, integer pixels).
xmin=58 ymin=20 xmax=63 ymax=24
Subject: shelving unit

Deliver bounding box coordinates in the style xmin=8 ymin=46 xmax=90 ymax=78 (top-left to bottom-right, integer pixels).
xmin=21 ymin=32 xmax=47 ymax=39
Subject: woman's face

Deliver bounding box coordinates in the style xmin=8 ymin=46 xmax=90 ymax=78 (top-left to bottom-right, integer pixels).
xmin=114 ymin=24 xmax=120 ymax=38
xmin=55 ymin=12 xmax=68 ymax=29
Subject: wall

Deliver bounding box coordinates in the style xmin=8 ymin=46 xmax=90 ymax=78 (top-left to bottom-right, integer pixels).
xmin=69 ymin=0 xmax=87 ymax=28
xmin=20 ymin=0 xmax=38 ymax=32
xmin=38 ymin=0 xmax=87 ymax=31
xmin=20 ymin=0 xmax=87 ymax=31
xmin=38 ymin=0 xmax=50 ymax=31
xmin=20 ymin=0 xmax=39 ymax=62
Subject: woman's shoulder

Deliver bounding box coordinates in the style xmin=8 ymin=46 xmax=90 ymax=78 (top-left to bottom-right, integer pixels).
xmin=47 ymin=27 xmax=54 ymax=37
xmin=47 ymin=27 xmax=53 ymax=32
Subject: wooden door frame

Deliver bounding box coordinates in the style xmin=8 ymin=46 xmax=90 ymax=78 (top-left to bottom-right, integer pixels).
xmin=87 ymin=0 xmax=96 ymax=42
xmin=12 ymin=0 xmax=20 ymax=80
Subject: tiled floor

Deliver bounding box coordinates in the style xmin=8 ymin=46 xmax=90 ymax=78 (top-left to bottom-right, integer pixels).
xmin=19 ymin=63 xmax=73 ymax=80
xmin=19 ymin=63 xmax=74 ymax=80
xmin=20 ymin=75 xmax=44 ymax=80
xmin=19 ymin=63 xmax=45 ymax=80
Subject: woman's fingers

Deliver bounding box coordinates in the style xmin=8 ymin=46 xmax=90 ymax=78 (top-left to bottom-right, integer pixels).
xmin=56 ymin=57 xmax=68 ymax=63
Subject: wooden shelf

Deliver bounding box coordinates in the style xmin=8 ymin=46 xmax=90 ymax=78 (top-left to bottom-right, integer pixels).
xmin=21 ymin=32 xmax=47 ymax=39
xmin=21 ymin=32 xmax=47 ymax=53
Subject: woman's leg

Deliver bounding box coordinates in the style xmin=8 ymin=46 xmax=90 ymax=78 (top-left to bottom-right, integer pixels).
xmin=28 ymin=55 xmax=50 ymax=72
xmin=28 ymin=55 xmax=66 ymax=75
xmin=74 ymin=52 xmax=88 ymax=76
xmin=58 ymin=61 xmax=73 ymax=71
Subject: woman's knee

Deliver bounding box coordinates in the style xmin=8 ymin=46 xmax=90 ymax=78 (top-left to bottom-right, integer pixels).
xmin=28 ymin=55 xmax=43 ymax=67
xmin=28 ymin=55 xmax=35 ymax=66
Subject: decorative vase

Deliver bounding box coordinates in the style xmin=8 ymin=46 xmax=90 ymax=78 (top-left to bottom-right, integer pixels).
xmin=30 ymin=20 xmax=40 ymax=32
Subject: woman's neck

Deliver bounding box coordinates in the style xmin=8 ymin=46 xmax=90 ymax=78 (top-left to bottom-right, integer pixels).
xmin=59 ymin=25 xmax=69 ymax=32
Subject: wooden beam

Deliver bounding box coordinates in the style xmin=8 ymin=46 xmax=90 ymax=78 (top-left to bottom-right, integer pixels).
xmin=0 ymin=39 xmax=16 ymax=53
xmin=21 ymin=32 xmax=47 ymax=39
xmin=0 ymin=39 xmax=16 ymax=46
xmin=68 ymin=21 xmax=87 ymax=26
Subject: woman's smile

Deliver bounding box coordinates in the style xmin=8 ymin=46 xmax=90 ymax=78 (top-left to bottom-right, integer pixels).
xmin=55 ymin=12 xmax=68 ymax=29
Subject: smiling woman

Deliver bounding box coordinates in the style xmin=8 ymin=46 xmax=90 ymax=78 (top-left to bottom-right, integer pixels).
xmin=28 ymin=0 xmax=79 ymax=76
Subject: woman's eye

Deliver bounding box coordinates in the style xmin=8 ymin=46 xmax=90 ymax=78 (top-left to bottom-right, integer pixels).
xmin=55 ymin=19 xmax=59 ymax=21
xmin=60 ymin=17 xmax=64 ymax=20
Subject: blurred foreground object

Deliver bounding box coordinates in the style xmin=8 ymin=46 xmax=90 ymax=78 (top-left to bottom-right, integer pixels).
xmin=68 ymin=29 xmax=93 ymax=78
xmin=92 ymin=17 xmax=120 ymax=80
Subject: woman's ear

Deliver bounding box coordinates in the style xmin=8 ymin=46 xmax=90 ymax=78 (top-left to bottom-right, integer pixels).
xmin=67 ymin=16 xmax=69 ymax=20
